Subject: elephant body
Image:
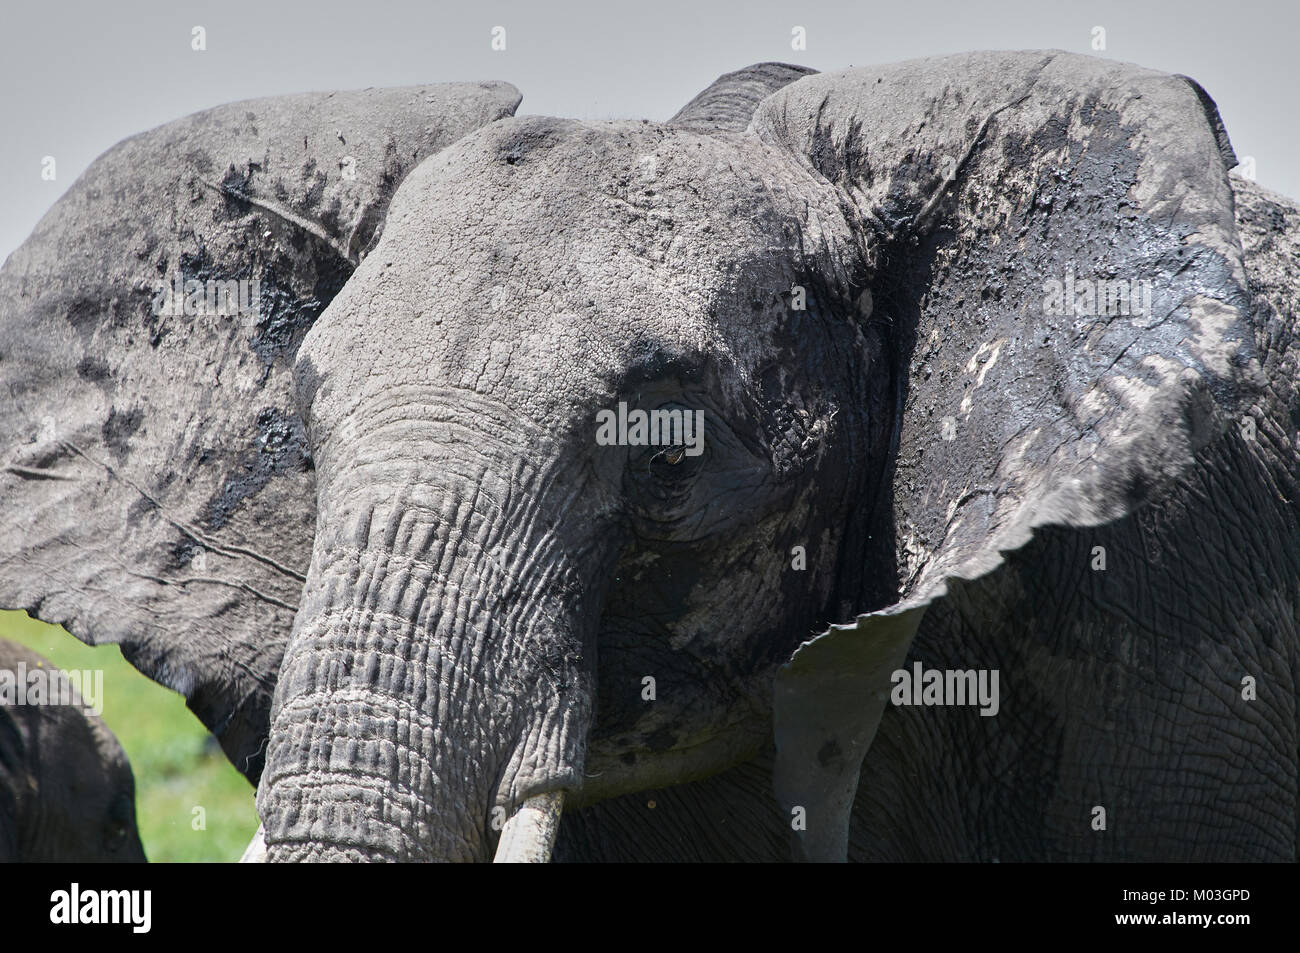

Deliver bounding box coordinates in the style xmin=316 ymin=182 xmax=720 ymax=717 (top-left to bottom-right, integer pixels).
xmin=1 ymin=53 xmax=1296 ymax=861
xmin=0 ymin=639 xmax=146 ymax=862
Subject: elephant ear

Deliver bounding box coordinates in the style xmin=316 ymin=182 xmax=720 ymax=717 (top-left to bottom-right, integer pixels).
xmin=0 ymin=82 xmax=520 ymax=781
xmin=752 ymin=51 xmax=1262 ymax=859
xmin=670 ymin=62 xmax=817 ymax=131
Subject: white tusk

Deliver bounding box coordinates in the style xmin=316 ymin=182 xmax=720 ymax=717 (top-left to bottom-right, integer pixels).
xmin=240 ymin=823 xmax=268 ymax=863
xmin=492 ymin=791 xmax=565 ymax=863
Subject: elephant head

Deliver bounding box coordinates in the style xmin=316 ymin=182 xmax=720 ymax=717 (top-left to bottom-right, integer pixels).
xmin=0 ymin=639 xmax=147 ymax=862
xmin=2 ymin=53 xmax=1296 ymax=861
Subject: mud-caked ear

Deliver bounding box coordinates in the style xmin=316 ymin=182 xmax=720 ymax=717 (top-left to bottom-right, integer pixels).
xmin=0 ymin=82 xmax=520 ymax=781
xmin=754 ymin=51 xmax=1265 ymax=859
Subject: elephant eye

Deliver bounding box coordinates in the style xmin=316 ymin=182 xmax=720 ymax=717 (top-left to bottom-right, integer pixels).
xmin=623 ymin=436 xmax=706 ymax=514
xmin=616 ymin=401 xmax=713 ymax=525
xmin=643 ymin=443 xmax=703 ymax=482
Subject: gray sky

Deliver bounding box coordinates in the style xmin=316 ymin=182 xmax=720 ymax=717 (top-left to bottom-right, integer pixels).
xmin=2 ymin=0 xmax=1296 ymax=264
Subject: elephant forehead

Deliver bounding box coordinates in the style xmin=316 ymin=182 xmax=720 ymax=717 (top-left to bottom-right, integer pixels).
xmin=380 ymin=115 xmax=845 ymax=313
xmin=302 ymin=117 xmax=856 ymax=415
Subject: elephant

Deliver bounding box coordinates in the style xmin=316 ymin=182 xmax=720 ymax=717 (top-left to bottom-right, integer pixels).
xmin=0 ymin=51 xmax=1296 ymax=862
xmin=0 ymin=638 xmax=147 ymax=861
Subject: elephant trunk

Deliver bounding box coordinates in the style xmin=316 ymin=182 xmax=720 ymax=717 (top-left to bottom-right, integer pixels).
xmin=257 ymin=472 xmax=597 ymax=862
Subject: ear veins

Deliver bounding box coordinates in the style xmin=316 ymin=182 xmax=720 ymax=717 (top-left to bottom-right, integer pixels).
xmin=197 ymin=175 xmax=358 ymax=267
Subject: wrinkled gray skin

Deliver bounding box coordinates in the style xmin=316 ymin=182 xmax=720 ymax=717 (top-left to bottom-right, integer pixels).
xmin=0 ymin=640 xmax=146 ymax=862
xmin=1 ymin=53 xmax=1297 ymax=861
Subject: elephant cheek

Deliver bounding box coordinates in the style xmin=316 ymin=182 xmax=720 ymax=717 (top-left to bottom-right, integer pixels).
xmin=255 ymin=487 xmax=597 ymax=862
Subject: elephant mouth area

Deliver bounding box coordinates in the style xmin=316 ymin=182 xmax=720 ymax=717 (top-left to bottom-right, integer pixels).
xmin=571 ymin=708 xmax=771 ymax=808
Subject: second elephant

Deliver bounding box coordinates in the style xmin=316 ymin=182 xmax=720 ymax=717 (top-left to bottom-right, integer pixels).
xmin=0 ymin=638 xmax=146 ymax=862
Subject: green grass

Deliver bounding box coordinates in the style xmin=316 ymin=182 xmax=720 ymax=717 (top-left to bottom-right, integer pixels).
xmin=0 ymin=609 xmax=258 ymax=862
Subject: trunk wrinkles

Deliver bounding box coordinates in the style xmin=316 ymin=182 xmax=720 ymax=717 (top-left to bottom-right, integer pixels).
xmin=259 ymin=459 xmax=596 ymax=861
